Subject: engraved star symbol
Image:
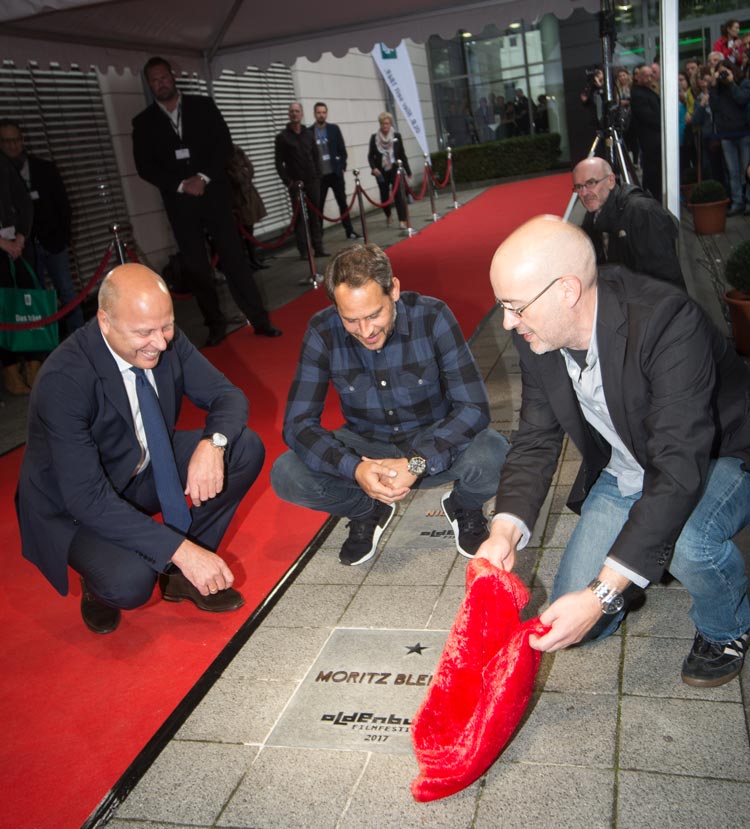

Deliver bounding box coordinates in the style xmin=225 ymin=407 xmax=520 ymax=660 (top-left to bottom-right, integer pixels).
xmin=405 ymin=642 xmax=428 ymax=655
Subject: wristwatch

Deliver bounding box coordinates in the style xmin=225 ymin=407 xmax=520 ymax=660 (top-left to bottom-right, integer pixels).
xmin=407 ymin=456 xmax=427 ymax=477
xmin=203 ymin=432 xmax=228 ymax=451
xmin=587 ymin=578 xmax=625 ymax=615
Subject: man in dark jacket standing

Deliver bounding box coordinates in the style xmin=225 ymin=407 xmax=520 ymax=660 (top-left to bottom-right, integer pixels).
xmin=275 ymin=102 xmax=327 ymax=259
xmin=573 ymin=157 xmax=685 ymax=289
xmin=0 ymin=119 xmax=83 ymax=335
xmin=629 ymin=64 xmax=662 ymax=201
xmin=132 ymin=56 xmax=280 ymax=347
xmin=312 ymin=102 xmax=359 ymax=241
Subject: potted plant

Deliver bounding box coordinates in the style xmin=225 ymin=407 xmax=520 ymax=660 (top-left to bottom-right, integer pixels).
xmin=688 ymin=179 xmax=730 ymax=234
xmin=724 ymin=240 xmax=750 ymax=355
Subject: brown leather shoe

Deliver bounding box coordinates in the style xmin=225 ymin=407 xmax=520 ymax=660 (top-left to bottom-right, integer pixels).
xmin=159 ymin=571 xmax=245 ymax=613
xmin=80 ymin=579 xmax=121 ymax=634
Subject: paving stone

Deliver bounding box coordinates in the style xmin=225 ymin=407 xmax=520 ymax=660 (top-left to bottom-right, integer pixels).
xmin=262 ymin=583 xmax=358 ymax=627
xmin=476 ymin=763 xmax=614 ymax=829
xmin=364 ymin=542 xmax=456 ymax=585
xmin=294 ymin=545 xmax=373 ymax=585
xmin=617 ymin=770 xmax=750 ymax=829
xmin=116 ymin=741 xmax=256 ymax=825
xmin=622 ymin=636 xmax=741 ymax=702
xmin=537 ymin=634 xmax=622 ymax=694
xmin=619 ymin=696 xmax=750 ymax=780
xmin=499 ymin=691 xmax=618 ymax=768
xmin=427 ymin=584 xmax=463 ymax=629
xmin=345 ymin=753 xmax=480 ymax=827
xmin=531 ymin=546 xmax=564 ymax=593
xmin=555 ymin=459 xmax=580 ymax=486
xmin=340 ymin=585 xmax=442 ymax=628
xmin=175 ymin=677 xmax=298 ymax=744
xmin=220 ymin=625 xmax=331 ymax=682
xmin=543 ymin=512 xmax=579 ymax=548
xmin=218 ymin=746 xmax=366 ymax=828
xmin=622 ymin=588 xmax=695 ymax=639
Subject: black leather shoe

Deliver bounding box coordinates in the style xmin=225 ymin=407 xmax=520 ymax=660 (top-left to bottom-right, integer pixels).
xmin=314 ymin=249 xmax=331 ymax=257
xmin=80 ymin=580 xmax=121 ymax=634
xmin=204 ymin=325 xmax=228 ymax=347
xmin=254 ymin=323 xmax=283 ymax=337
xmin=160 ymin=571 xmax=245 ymax=613
xmin=346 ymin=232 xmax=361 ymax=240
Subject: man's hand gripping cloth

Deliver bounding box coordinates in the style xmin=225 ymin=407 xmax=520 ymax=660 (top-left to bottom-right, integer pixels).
xmin=410 ymin=558 xmax=549 ymax=801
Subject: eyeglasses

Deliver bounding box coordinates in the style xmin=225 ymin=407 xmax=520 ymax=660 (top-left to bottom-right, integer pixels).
xmin=571 ymin=176 xmax=609 ymax=194
xmin=495 ymin=277 xmax=561 ymax=318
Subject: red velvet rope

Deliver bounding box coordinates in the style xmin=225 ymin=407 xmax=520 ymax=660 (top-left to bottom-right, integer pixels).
xmin=359 ymin=172 xmax=402 ymax=208
xmin=304 ymin=190 xmax=358 ymax=222
xmin=429 ymin=157 xmax=453 ymax=189
xmin=404 ymin=174 xmax=429 ymax=201
xmin=237 ymin=200 xmax=301 ymax=250
xmin=0 ymin=246 xmax=113 ymax=331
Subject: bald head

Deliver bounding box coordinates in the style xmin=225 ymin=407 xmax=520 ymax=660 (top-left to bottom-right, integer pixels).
xmin=490 ymin=216 xmax=597 ymax=353
xmin=97 ymin=264 xmax=175 ymax=369
xmin=572 ymin=157 xmax=616 ymax=213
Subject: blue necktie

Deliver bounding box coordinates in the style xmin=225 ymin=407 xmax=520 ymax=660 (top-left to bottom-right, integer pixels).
xmin=131 ymin=367 xmax=191 ymax=532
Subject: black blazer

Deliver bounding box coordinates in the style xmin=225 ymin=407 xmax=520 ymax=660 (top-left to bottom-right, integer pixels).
xmin=16 ymin=318 xmax=249 ymax=595
xmin=131 ymin=94 xmax=234 ymax=210
xmin=310 ymin=122 xmax=348 ymax=176
xmin=495 ymin=267 xmax=750 ymax=583
xmin=26 ymin=155 xmax=71 ymax=253
xmin=368 ymin=131 xmax=412 ymax=177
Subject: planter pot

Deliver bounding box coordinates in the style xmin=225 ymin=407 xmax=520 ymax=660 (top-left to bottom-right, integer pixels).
xmin=680 ymin=182 xmax=695 ymax=202
xmin=724 ymin=290 xmax=750 ymax=356
xmin=688 ymin=199 xmax=729 ymax=234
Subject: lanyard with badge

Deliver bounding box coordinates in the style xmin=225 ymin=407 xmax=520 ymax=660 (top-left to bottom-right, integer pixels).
xmin=315 ymin=127 xmax=330 ymax=162
xmin=169 ymin=102 xmax=190 ymax=161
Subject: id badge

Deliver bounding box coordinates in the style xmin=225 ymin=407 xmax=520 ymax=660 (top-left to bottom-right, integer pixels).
xmin=175 ymin=148 xmax=190 ymax=160
xmin=0 ymin=225 xmax=16 ymax=240
xmin=30 ymin=190 xmax=40 ymax=201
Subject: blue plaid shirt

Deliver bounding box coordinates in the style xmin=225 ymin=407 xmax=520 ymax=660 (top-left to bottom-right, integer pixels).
xmin=282 ymin=291 xmax=490 ymax=481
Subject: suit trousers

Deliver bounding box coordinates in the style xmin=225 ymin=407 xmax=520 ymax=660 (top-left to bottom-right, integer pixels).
xmin=319 ymin=172 xmax=354 ymax=236
xmin=68 ymin=427 xmax=265 ymax=609
xmin=166 ymin=180 xmax=270 ymax=329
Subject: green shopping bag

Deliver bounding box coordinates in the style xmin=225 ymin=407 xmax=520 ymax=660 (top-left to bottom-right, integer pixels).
xmin=0 ymin=255 xmax=59 ymax=353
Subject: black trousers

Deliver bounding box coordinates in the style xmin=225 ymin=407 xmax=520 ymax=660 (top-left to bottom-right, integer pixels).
xmin=165 ymin=179 xmax=270 ymax=329
xmin=379 ymin=168 xmax=407 ymax=221
xmin=319 ymin=172 xmax=354 ymax=236
xmin=68 ymin=427 xmax=265 ymax=609
xmin=291 ymin=178 xmax=323 ymax=255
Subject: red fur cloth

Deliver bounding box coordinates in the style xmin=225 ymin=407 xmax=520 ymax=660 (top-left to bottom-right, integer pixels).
xmin=410 ymin=558 xmax=549 ymax=802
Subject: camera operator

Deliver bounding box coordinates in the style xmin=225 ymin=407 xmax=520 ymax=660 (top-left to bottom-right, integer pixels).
xmin=709 ymin=60 xmax=750 ymax=215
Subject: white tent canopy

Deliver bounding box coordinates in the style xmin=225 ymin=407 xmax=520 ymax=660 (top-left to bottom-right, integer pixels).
xmin=1 ymin=0 xmax=599 ymax=75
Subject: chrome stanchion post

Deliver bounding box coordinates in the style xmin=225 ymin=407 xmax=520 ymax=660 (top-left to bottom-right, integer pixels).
xmin=109 ymin=223 xmax=128 ymax=264
xmin=296 ymin=181 xmax=321 ymax=288
xmin=353 ymin=169 xmax=368 ymax=244
xmin=447 ymin=147 xmax=460 ymax=210
xmin=425 ymin=153 xmax=440 ymax=222
xmin=397 ymin=160 xmax=416 ymax=237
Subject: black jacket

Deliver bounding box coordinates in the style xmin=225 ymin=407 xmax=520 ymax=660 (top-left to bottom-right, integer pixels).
xmin=27 ymin=155 xmax=71 ymax=253
xmin=367 ymin=131 xmax=411 ymax=177
xmin=310 ymin=122 xmax=348 ymax=177
xmin=275 ymin=125 xmax=321 ymax=187
xmin=582 ymin=183 xmax=684 ymax=288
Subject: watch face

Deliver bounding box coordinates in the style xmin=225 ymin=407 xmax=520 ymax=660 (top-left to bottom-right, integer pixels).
xmin=602 ymin=594 xmax=625 ymax=615
xmin=408 ymin=456 xmax=426 ymax=476
xmin=212 ymin=433 xmax=228 ymax=448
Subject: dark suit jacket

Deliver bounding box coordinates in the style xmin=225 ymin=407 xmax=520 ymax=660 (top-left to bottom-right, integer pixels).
xmin=16 ymin=318 xmax=249 ymax=595
xmin=495 ymin=267 xmax=750 ymax=583
xmin=131 ymin=94 xmax=234 ymax=214
xmin=27 ymin=154 xmax=71 ymax=253
xmin=310 ymin=122 xmax=348 ymax=176
xmin=629 ymin=84 xmax=661 ymax=153
xmin=367 ymin=131 xmax=412 ymax=177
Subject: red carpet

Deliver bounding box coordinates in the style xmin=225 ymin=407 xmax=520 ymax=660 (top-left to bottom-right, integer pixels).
xmin=0 ymin=173 xmax=571 ymax=828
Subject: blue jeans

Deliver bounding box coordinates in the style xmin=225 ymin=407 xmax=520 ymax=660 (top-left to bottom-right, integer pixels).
xmin=35 ymin=242 xmax=84 ymax=334
xmin=271 ymin=427 xmax=509 ymax=520
xmin=551 ymin=459 xmax=750 ymax=643
xmin=720 ymin=135 xmax=750 ymax=210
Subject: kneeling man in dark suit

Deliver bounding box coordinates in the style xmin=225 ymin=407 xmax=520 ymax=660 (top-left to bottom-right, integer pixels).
xmin=16 ymin=264 xmax=265 ymax=634
xmin=481 ymin=215 xmax=750 ymax=688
